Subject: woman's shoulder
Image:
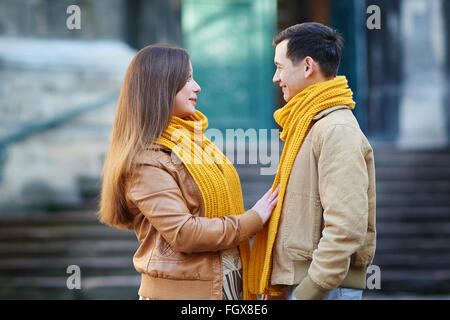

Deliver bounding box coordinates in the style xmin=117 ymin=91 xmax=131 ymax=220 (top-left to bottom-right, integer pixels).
xmin=126 ymin=146 xmax=181 ymax=205
xmin=128 ymin=145 xmax=181 ymax=193
xmin=135 ymin=144 xmax=177 ymax=169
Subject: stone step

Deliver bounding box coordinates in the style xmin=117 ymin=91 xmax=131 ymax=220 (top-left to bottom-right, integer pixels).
xmin=376 ymin=222 xmax=450 ymax=237
xmin=373 ymin=151 xmax=450 ymax=167
xmin=0 ymin=275 xmax=140 ymax=289
xmin=371 ymin=270 xmax=450 ymax=294
xmin=0 ymin=225 xmax=135 ymax=241
xmin=376 ymin=194 xmax=450 ymax=207
xmin=376 ymin=207 xmax=450 ymax=221
xmin=372 ymin=253 xmax=450 ymax=269
xmin=0 ymin=211 xmax=99 ymax=227
xmin=0 ymin=239 xmax=138 ymax=257
xmin=376 ymin=238 xmax=450 ymax=252
xmin=375 ymin=167 xmax=450 ymax=181
xmin=0 ymin=266 xmax=135 ymax=278
xmin=376 ymin=181 xmax=450 ymax=194
xmin=0 ymin=275 xmax=140 ymax=299
xmin=0 ymin=256 xmax=135 ymax=274
xmin=375 ymin=269 xmax=450 ymax=282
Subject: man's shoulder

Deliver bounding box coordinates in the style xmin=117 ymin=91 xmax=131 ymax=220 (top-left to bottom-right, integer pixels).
xmin=311 ymin=108 xmax=361 ymax=138
xmin=309 ymin=108 xmax=373 ymax=154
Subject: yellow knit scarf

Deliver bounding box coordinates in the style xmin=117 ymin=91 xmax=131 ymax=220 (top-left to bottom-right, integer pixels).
xmin=155 ymin=110 xmax=257 ymax=300
xmin=248 ymin=76 xmax=356 ymax=295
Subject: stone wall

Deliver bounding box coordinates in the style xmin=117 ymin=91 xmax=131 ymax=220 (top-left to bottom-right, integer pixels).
xmin=0 ymin=0 xmax=182 ymax=210
xmin=0 ymin=38 xmax=136 ymax=210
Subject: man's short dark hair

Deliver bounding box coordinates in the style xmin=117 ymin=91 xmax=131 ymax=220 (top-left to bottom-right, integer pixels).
xmin=273 ymin=22 xmax=344 ymax=77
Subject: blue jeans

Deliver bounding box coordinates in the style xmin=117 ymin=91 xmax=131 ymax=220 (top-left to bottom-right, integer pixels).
xmin=287 ymin=285 xmax=363 ymax=300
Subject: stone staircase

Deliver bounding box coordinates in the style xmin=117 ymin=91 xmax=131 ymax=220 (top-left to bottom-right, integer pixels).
xmin=240 ymin=147 xmax=450 ymax=298
xmin=0 ymin=147 xmax=449 ymax=299
xmin=0 ymin=207 xmax=140 ymax=299
xmin=369 ymin=148 xmax=450 ymax=297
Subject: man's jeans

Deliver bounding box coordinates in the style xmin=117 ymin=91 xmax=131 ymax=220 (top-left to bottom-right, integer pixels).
xmin=287 ymin=285 xmax=363 ymax=300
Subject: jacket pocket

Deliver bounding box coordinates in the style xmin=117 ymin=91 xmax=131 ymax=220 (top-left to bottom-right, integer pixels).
xmin=153 ymin=235 xmax=190 ymax=262
xmin=282 ymin=191 xmax=323 ymax=260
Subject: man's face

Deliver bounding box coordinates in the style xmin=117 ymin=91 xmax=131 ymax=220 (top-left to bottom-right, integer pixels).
xmin=273 ymin=40 xmax=310 ymax=102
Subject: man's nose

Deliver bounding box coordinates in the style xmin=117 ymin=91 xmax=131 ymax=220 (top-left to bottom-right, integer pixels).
xmin=273 ymin=70 xmax=280 ymax=83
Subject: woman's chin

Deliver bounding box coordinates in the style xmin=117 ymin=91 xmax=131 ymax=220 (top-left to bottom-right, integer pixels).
xmin=173 ymin=107 xmax=196 ymax=118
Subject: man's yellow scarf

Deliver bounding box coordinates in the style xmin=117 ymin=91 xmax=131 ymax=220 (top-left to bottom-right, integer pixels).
xmin=155 ymin=110 xmax=257 ymax=300
xmin=248 ymin=76 xmax=356 ymax=295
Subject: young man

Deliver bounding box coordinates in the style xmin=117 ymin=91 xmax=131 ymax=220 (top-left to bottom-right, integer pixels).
xmin=248 ymin=22 xmax=376 ymax=300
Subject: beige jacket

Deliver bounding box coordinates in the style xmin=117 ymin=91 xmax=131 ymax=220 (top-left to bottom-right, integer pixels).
xmin=125 ymin=146 xmax=263 ymax=300
xmin=271 ymin=105 xmax=377 ymax=299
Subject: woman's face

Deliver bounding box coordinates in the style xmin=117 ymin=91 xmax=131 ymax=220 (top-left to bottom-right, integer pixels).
xmin=173 ymin=62 xmax=201 ymax=118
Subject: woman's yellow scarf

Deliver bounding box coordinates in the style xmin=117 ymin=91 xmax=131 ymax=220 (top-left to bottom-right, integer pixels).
xmin=248 ymin=76 xmax=356 ymax=295
xmin=155 ymin=110 xmax=257 ymax=300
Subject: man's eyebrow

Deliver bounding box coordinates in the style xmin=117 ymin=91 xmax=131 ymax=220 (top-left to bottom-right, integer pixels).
xmin=274 ymin=60 xmax=282 ymax=66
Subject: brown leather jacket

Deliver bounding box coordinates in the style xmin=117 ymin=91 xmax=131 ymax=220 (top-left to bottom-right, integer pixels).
xmin=125 ymin=146 xmax=263 ymax=300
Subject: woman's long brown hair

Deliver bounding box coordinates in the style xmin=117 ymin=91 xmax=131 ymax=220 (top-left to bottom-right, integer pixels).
xmin=99 ymin=44 xmax=190 ymax=229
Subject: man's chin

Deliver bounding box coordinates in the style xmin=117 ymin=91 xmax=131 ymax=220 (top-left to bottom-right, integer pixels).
xmin=283 ymin=94 xmax=292 ymax=103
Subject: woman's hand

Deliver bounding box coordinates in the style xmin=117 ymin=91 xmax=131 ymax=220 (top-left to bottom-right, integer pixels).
xmin=251 ymin=185 xmax=280 ymax=224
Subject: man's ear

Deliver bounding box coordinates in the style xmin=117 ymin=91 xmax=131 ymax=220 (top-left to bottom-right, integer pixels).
xmin=304 ymin=56 xmax=315 ymax=78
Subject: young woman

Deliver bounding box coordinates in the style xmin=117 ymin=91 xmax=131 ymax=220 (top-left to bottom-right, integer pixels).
xmin=98 ymin=44 xmax=279 ymax=300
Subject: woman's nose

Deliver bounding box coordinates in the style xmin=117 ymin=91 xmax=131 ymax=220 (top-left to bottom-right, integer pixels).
xmin=193 ymin=80 xmax=201 ymax=93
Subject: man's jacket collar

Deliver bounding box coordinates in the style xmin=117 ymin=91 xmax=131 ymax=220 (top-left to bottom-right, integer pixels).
xmin=312 ymin=105 xmax=351 ymax=121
